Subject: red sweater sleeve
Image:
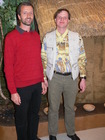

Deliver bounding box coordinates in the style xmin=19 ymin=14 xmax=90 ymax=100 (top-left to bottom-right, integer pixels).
xmin=4 ymin=35 xmax=17 ymax=94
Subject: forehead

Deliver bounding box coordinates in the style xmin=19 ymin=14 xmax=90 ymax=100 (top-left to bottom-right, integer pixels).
xmin=57 ymin=10 xmax=68 ymax=17
xmin=21 ymin=5 xmax=33 ymax=12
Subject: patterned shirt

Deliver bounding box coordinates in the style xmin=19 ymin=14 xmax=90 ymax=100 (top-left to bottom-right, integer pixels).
xmin=41 ymin=29 xmax=87 ymax=79
xmin=55 ymin=29 xmax=71 ymax=73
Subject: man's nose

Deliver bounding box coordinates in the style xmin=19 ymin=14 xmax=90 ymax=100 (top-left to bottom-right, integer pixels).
xmin=60 ymin=17 xmax=65 ymax=21
xmin=27 ymin=13 xmax=31 ymax=18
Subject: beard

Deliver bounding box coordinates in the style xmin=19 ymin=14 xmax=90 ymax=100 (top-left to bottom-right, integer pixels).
xmin=21 ymin=18 xmax=33 ymax=26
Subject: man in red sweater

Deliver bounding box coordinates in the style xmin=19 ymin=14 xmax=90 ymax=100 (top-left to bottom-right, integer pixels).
xmin=4 ymin=2 xmax=46 ymax=140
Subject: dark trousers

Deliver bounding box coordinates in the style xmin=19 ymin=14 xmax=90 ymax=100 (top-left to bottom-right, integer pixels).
xmin=14 ymin=82 xmax=42 ymax=140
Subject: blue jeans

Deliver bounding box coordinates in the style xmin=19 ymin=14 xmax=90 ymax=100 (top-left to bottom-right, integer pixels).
xmin=14 ymin=83 xmax=42 ymax=140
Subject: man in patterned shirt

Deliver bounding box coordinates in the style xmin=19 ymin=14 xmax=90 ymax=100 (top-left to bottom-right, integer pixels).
xmin=41 ymin=8 xmax=87 ymax=140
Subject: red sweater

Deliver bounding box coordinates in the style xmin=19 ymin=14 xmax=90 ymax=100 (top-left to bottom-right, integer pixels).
xmin=4 ymin=28 xmax=44 ymax=94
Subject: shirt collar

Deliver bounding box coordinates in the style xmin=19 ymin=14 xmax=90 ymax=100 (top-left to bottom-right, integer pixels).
xmin=56 ymin=29 xmax=68 ymax=38
xmin=56 ymin=29 xmax=68 ymax=43
xmin=16 ymin=25 xmax=32 ymax=34
xmin=16 ymin=25 xmax=26 ymax=34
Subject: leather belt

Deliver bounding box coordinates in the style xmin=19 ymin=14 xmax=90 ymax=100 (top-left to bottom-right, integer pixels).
xmin=54 ymin=71 xmax=71 ymax=76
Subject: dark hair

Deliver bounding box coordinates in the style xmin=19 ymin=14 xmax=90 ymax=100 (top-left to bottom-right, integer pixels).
xmin=54 ymin=8 xmax=71 ymax=20
xmin=16 ymin=2 xmax=34 ymax=16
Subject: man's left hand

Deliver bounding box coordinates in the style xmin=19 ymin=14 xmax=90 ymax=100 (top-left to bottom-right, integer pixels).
xmin=79 ymin=79 xmax=86 ymax=93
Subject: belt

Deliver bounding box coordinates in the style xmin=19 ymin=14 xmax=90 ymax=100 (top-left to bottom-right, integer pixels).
xmin=54 ymin=71 xmax=71 ymax=76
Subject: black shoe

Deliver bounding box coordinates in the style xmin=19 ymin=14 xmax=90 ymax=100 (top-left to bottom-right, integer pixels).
xmin=67 ymin=134 xmax=80 ymax=140
xmin=49 ymin=135 xmax=57 ymax=140
xmin=35 ymin=137 xmax=41 ymax=140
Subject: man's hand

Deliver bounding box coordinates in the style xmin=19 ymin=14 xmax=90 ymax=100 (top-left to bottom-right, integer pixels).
xmin=11 ymin=93 xmax=21 ymax=105
xmin=44 ymin=79 xmax=48 ymax=87
xmin=42 ymin=80 xmax=48 ymax=95
xmin=79 ymin=79 xmax=86 ymax=93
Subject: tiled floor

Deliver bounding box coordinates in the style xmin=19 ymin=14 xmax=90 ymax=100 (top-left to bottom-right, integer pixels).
xmin=41 ymin=127 xmax=105 ymax=140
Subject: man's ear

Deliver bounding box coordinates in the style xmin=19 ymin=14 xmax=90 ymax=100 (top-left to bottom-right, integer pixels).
xmin=54 ymin=18 xmax=56 ymax=23
xmin=18 ymin=14 xmax=21 ymax=20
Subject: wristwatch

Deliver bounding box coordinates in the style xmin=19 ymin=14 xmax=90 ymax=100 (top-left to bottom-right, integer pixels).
xmin=81 ymin=76 xmax=86 ymax=80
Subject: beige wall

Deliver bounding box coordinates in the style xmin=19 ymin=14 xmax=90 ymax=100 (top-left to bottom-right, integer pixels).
xmin=76 ymin=36 xmax=105 ymax=103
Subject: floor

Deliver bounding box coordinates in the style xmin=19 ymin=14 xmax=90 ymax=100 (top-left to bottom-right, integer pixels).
xmin=0 ymin=103 xmax=105 ymax=140
xmin=41 ymin=127 xmax=105 ymax=140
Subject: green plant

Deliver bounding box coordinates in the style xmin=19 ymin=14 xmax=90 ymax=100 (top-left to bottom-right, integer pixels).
xmin=0 ymin=0 xmax=29 ymax=38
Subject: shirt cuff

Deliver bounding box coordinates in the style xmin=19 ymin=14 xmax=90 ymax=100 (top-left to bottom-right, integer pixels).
xmin=80 ymin=76 xmax=86 ymax=80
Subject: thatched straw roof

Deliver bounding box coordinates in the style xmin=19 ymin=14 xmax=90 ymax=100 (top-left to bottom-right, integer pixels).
xmin=31 ymin=0 xmax=105 ymax=40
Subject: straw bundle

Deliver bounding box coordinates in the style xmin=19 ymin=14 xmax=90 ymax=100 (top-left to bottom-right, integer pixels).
xmin=31 ymin=0 xmax=105 ymax=40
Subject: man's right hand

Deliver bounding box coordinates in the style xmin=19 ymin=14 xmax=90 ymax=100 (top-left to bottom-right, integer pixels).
xmin=11 ymin=93 xmax=21 ymax=105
